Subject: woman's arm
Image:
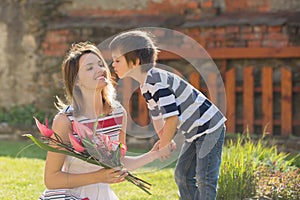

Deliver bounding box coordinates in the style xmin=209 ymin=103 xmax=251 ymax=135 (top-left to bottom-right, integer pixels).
xmin=44 ymin=113 xmax=126 ymax=189
xmin=119 ymin=106 xmax=127 ymax=145
xmin=121 ymin=141 xmax=176 ymax=171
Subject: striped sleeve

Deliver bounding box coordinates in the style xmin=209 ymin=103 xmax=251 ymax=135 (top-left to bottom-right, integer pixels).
xmin=155 ymin=87 xmax=179 ymax=119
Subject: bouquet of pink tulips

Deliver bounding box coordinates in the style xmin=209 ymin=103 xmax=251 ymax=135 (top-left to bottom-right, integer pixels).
xmin=24 ymin=117 xmax=152 ymax=194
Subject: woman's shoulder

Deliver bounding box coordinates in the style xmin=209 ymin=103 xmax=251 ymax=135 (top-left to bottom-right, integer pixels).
xmin=52 ymin=112 xmax=72 ymax=137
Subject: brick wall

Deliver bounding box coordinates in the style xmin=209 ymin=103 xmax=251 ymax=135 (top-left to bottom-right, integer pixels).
xmin=41 ymin=0 xmax=300 ymax=57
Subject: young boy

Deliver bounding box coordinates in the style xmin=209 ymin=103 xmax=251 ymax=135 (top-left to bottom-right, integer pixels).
xmin=109 ymin=30 xmax=226 ymax=200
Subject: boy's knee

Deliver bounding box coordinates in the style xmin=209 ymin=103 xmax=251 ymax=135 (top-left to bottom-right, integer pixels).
xmin=195 ymin=174 xmax=218 ymax=190
xmin=174 ymin=168 xmax=183 ymax=185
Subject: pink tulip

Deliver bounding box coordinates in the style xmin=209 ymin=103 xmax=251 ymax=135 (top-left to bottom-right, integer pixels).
xmin=111 ymin=141 xmax=127 ymax=157
xmin=72 ymin=120 xmax=93 ymax=139
xmin=68 ymin=133 xmax=85 ymax=153
xmin=100 ymin=134 xmax=110 ymax=146
xmin=33 ymin=117 xmax=54 ymax=138
xmin=120 ymin=143 xmax=127 ymax=157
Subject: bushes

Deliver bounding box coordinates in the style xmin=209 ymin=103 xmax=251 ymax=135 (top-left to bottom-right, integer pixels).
xmin=217 ymin=134 xmax=300 ymax=200
xmin=256 ymin=165 xmax=300 ymax=199
xmin=0 ymin=104 xmax=47 ymax=127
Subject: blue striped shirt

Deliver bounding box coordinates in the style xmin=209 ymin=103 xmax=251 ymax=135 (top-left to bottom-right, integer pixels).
xmin=140 ymin=68 xmax=226 ymax=142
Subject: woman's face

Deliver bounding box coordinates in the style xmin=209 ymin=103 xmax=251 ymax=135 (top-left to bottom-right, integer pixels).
xmin=77 ymin=53 xmax=108 ymax=91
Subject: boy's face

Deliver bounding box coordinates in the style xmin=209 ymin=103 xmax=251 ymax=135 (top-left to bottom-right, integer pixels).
xmin=111 ymin=51 xmax=132 ymax=79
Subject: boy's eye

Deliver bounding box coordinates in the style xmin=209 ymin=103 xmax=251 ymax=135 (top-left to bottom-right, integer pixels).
xmin=87 ymin=66 xmax=93 ymax=70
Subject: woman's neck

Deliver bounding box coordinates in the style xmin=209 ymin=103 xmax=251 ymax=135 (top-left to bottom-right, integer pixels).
xmin=80 ymin=89 xmax=106 ymax=118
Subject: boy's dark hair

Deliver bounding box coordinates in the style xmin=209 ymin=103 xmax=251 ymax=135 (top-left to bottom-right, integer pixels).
xmin=109 ymin=30 xmax=159 ymax=72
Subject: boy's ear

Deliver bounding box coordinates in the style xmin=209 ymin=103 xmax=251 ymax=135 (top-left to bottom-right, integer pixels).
xmin=134 ymin=58 xmax=140 ymax=66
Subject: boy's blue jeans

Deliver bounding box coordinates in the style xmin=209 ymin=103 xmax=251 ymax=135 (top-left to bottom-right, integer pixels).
xmin=175 ymin=124 xmax=225 ymax=200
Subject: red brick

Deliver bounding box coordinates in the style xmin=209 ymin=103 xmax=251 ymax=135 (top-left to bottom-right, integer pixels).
xmin=226 ymin=26 xmax=239 ymax=34
xmin=225 ymin=32 xmax=240 ymax=41
xmin=268 ymin=26 xmax=282 ymax=33
xmin=241 ymin=33 xmax=263 ymax=40
xmin=201 ymin=28 xmax=215 ymax=36
xmin=215 ymin=27 xmax=226 ymax=35
xmin=258 ymin=5 xmax=270 ymax=12
xmin=274 ymin=40 xmax=289 ymax=47
xmin=253 ymin=25 xmax=267 ymax=33
xmin=264 ymin=33 xmax=288 ymax=40
xmin=262 ymin=40 xmax=288 ymax=48
xmin=187 ymin=2 xmax=199 ymax=9
xmin=188 ymin=28 xmax=201 ymax=37
xmin=201 ymin=0 xmax=213 ymax=9
xmin=261 ymin=39 xmax=289 ymax=47
xmin=248 ymin=40 xmax=262 ymax=47
xmin=215 ymin=40 xmax=224 ymax=48
xmin=241 ymin=26 xmax=253 ymax=33
xmin=206 ymin=41 xmax=215 ymax=48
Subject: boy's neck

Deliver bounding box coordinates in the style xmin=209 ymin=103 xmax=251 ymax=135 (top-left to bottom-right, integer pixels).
xmin=126 ymin=66 xmax=149 ymax=85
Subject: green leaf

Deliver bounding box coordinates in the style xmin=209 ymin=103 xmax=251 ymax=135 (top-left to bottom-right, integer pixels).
xmin=23 ymin=134 xmax=100 ymax=166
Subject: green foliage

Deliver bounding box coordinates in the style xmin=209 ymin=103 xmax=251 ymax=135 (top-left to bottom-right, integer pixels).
xmin=256 ymin=165 xmax=300 ymax=200
xmin=0 ymin=104 xmax=47 ymax=126
xmin=217 ymin=135 xmax=258 ymax=199
xmin=217 ymin=134 xmax=299 ymax=200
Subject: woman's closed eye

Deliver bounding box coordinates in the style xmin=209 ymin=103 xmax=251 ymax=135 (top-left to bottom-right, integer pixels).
xmin=87 ymin=66 xmax=93 ymax=71
xmin=98 ymin=60 xmax=105 ymax=67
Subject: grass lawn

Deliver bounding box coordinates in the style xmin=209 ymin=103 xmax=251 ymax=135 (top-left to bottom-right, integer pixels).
xmin=0 ymin=140 xmax=178 ymax=200
xmin=1 ymin=138 xmax=299 ymax=200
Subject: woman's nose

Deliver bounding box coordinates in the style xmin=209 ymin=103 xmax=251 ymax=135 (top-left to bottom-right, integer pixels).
xmin=97 ymin=66 xmax=105 ymax=74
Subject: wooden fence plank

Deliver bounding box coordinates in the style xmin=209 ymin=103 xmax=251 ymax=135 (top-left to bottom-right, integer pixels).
xmin=225 ymin=68 xmax=236 ymax=133
xmin=243 ymin=67 xmax=254 ymax=133
xmin=138 ymin=90 xmax=149 ymax=126
xmin=207 ymin=72 xmax=218 ymax=105
xmin=281 ymin=67 xmax=292 ymax=135
xmin=190 ymin=71 xmax=201 ymax=89
xmin=262 ymin=67 xmax=273 ymax=134
xmin=122 ymin=78 xmax=132 ymax=130
xmin=157 ymin=47 xmax=300 ymax=60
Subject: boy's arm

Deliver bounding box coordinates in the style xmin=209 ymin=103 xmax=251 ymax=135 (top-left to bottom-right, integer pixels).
xmin=152 ymin=118 xmax=164 ymax=138
xmin=159 ymin=115 xmax=179 ymax=148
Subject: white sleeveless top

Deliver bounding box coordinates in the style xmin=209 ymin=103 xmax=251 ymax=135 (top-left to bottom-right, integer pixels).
xmin=39 ymin=104 xmax=124 ymax=200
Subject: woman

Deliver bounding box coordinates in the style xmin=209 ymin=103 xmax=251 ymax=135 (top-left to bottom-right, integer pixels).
xmin=40 ymin=41 xmax=173 ymax=200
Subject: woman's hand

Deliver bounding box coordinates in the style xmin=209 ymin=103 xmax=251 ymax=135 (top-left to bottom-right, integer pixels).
xmin=152 ymin=140 xmax=176 ymax=161
xmin=96 ymin=168 xmax=128 ymax=184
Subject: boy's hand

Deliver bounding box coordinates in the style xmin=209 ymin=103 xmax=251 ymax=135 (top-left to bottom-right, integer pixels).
xmin=150 ymin=140 xmax=160 ymax=152
xmin=158 ymin=140 xmax=176 ymax=161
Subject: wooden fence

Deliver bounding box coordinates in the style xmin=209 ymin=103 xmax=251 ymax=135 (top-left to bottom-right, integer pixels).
xmin=117 ymin=47 xmax=300 ymax=136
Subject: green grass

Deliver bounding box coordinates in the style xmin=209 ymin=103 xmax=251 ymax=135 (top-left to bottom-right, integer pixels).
xmin=0 ymin=136 xmax=299 ymax=200
xmin=0 ymin=156 xmax=178 ymax=200
xmin=0 ymin=140 xmax=47 ymax=159
xmin=0 ymin=140 xmax=47 ymax=200
xmin=0 ymin=157 xmax=46 ymax=200
xmin=0 ymin=140 xmax=178 ymax=200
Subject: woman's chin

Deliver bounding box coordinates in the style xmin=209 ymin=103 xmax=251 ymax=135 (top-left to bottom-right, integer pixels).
xmin=96 ymin=81 xmax=108 ymax=89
